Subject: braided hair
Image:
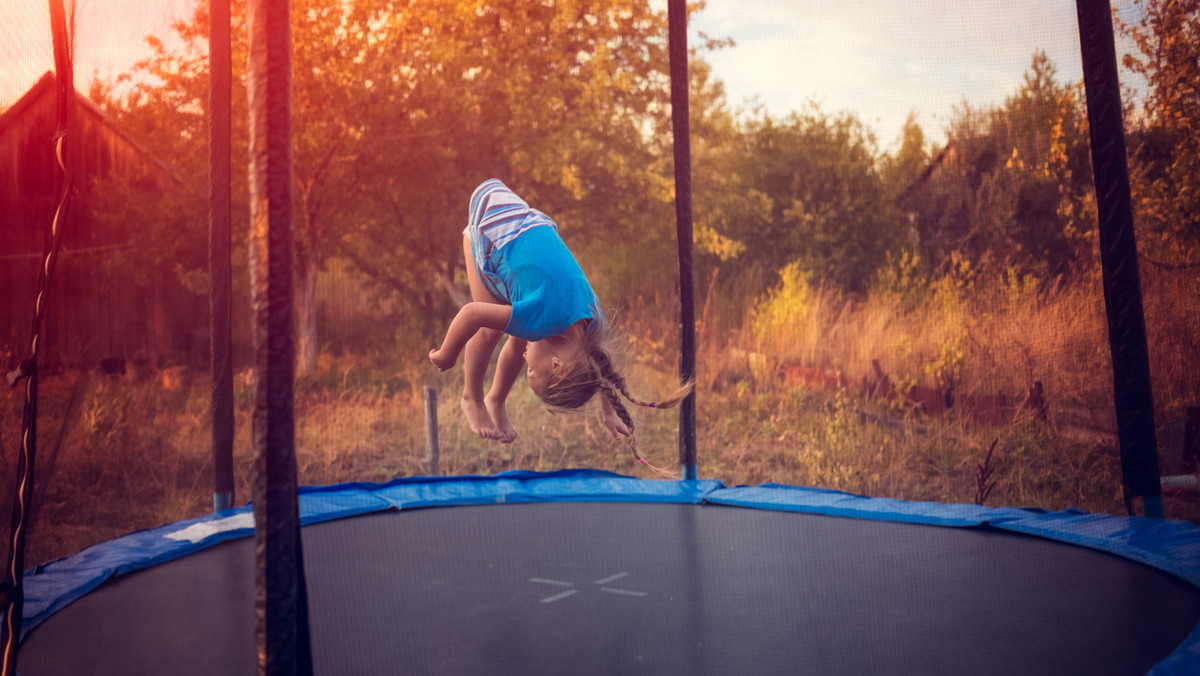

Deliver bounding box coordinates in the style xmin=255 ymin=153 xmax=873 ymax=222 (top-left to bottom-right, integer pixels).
xmin=541 ymin=331 xmax=693 ymax=475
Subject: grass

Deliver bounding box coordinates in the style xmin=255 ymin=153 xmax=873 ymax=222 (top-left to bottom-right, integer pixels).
xmin=2 ymin=267 xmax=1198 ymax=569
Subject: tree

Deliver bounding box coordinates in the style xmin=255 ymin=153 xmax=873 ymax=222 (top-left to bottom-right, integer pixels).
xmin=336 ymin=0 xmax=683 ymax=325
xmin=903 ymin=51 xmax=1093 ymax=280
xmin=716 ymin=105 xmax=901 ymax=295
xmin=1122 ymin=0 xmax=1200 ymax=267
xmin=882 ymin=112 xmax=931 ymax=200
xmin=99 ymin=0 xmax=709 ymax=372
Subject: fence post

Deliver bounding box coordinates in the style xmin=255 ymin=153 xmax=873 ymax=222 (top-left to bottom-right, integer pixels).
xmin=1186 ymin=406 xmax=1199 ymax=474
xmin=425 ymin=386 xmax=440 ymax=476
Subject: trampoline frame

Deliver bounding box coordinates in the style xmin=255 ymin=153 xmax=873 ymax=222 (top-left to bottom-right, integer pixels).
xmin=3 ymin=0 xmax=1195 ymax=673
xmin=16 ymin=469 xmax=1200 ymax=674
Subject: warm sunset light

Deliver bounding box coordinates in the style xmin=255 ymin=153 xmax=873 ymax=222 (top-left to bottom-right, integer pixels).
xmin=1 ymin=1 xmax=1197 ymax=673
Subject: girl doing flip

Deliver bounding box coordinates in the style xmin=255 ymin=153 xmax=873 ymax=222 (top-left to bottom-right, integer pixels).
xmin=429 ymin=179 xmax=691 ymax=468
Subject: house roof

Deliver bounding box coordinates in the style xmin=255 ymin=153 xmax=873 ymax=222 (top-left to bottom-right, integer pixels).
xmin=0 ymin=71 xmax=182 ymax=184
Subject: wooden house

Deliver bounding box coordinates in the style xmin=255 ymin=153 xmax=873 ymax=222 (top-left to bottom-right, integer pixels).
xmin=0 ymin=72 xmax=203 ymax=373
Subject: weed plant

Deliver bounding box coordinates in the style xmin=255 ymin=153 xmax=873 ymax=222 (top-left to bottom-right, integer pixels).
xmin=1 ymin=267 xmax=1198 ymax=569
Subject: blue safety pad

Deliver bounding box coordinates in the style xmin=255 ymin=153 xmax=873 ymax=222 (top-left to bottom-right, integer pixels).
xmin=705 ymin=483 xmax=1200 ymax=676
xmin=707 ymin=483 xmax=1200 ymax=588
xmin=17 ymin=469 xmax=1200 ymax=674
xmin=363 ymin=469 xmax=721 ymax=509
xmin=18 ymin=469 xmax=716 ymax=637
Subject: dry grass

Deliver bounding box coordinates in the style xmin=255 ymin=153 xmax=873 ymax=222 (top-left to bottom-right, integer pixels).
xmin=752 ymin=264 xmax=1199 ymax=430
xmin=2 ymin=269 xmax=1198 ymax=569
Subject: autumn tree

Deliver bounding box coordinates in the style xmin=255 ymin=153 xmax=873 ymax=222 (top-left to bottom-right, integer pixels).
xmin=903 ymin=51 xmax=1093 ymax=279
xmin=1121 ymin=0 xmax=1200 ymax=267
xmin=713 ymin=105 xmax=901 ymax=295
xmin=96 ymin=0 xmax=710 ymax=372
xmin=86 ymin=17 xmax=237 ymax=342
xmin=881 ymin=113 xmax=931 ymax=201
xmin=336 ymin=0 xmax=683 ymax=329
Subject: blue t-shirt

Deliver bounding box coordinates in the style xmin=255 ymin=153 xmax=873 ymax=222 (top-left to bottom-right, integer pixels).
xmin=465 ymin=179 xmax=601 ymax=342
xmin=499 ymin=225 xmax=601 ymax=341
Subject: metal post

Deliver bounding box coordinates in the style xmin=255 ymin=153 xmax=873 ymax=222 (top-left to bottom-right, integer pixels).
xmin=210 ymin=0 xmax=235 ymax=514
xmin=668 ymin=0 xmax=697 ymax=480
xmin=425 ymin=386 xmax=440 ymax=476
xmin=1075 ymin=0 xmax=1163 ymax=518
xmin=1 ymin=3 xmax=75 ymax=673
xmin=247 ymin=0 xmax=314 ymax=672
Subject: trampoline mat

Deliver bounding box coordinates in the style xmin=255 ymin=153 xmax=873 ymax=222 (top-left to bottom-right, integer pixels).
xmin=18 ymin=502 xmax=1200 ymax=675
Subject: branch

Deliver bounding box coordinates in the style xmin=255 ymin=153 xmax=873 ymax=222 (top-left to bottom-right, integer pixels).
xmin=313 ymin=125 xmax=351 ymax=188
xmin=371 ymin=128 xmax=454 ymax=141
xmin=1144 ymin=254 xmax=1200 ymax=271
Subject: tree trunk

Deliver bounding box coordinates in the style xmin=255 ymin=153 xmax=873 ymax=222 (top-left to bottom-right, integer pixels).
xmin=294 ymin=247 xmax=318 ymax=377
xmin=294 ymin=174 xmax=321 ymax=378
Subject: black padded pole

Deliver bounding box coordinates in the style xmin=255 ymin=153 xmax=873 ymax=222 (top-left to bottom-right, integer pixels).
xmin=668 ymin=0 xmax=697 ymax=480
xmin=247 ymin=0 xmax=314 ymax=673
xmin=209 ymin=0 xmax=235 ymax=513
xmin=1 ymin=3 xmax=75 ymax=673
xmin=1075 ymin=0 xmax=1163 ymax=517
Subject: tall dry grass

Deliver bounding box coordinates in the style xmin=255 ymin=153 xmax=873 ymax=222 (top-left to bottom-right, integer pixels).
xmin=749 ymin=260 xmax=1199 ymax=429
xmin=1 ymin=264 xmax=1197 ymax=569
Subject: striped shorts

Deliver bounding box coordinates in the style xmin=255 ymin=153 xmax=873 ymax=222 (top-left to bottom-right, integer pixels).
xmin=464 ymin=179 xmax=557 ymax=302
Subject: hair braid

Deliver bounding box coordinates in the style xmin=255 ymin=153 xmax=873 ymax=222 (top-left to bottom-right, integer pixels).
xmin=592 ymin=348 xmax=655 ymax=408
xmin=597 ymin=378 xmax=634 ymax=433
xmin=592 ymin=347 xmax=695 ymax=412
xmin=596 ymin=377 xmax=676 ymax=478
xmin=540 ymin=331 xmax=695 ymax=478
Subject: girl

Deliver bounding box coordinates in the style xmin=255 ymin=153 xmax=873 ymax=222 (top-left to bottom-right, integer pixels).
xmin=429 ymin=179 xmax=691 ymax=468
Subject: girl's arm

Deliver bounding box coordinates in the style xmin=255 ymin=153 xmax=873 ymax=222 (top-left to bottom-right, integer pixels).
xmin=429 ymin=302 xmax=512 ymax=371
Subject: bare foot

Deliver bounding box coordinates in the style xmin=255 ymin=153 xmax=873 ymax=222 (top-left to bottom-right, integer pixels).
xmin=485 ymin=395 xmax=518 ymax=443
xmin=461 ymin=395 xmax=499 ymax=440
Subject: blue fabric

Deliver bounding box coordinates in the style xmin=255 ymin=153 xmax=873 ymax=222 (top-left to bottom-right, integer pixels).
xmin=464 ymin=180 xmax=601 ymax=341
xmin=17 ymin=470 xmax=1200 ymax=673
xmin=707 ymin=484 xmax=1200 ymax=588
xmin=501 ymin=226 xmax=601 ymax=341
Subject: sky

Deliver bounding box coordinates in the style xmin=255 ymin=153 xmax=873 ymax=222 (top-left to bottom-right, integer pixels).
xmin=689 ymin=0 xmax=1104 ymax=148
xmin=1 ymin=0 xmax=195 ymax=108
xmin=2 ymin=0 xmax=1147 ymax=151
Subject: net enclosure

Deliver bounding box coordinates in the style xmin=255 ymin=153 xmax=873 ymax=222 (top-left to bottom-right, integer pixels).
xmin=2 ymin=0 xmax=1200 ymax=674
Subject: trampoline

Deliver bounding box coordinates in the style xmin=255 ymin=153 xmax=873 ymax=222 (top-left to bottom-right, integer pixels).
xmin=13 ymin=470 xmax=1200 ymax=675
xmin=5 ymin=2 xmax=1200 ymax=675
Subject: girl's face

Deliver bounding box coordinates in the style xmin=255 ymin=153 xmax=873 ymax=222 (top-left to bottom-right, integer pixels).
xmin=524 ymin=340 xmax=566 ymax=398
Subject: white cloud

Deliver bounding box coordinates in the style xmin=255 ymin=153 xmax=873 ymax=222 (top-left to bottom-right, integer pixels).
xmin=691 ymin=0 xmax=1145 ymax=150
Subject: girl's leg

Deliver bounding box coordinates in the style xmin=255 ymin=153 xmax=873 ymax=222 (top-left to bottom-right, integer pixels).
xmin=486 ymin=335 xmax=527 ymax=442
xmin=461 ymin=235 xmax=504 ymax=439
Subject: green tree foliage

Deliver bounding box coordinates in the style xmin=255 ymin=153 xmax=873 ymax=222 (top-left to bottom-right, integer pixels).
xmin=1122 ymin=0 xmax=1200 ymax=266
xmin=337 ymin=0 xmax=682 ymax=316
xmin=716 ymin=105 xmax=901 ymax=295
xmin=900 ymin=51 xmax=1093 ymax=280
xmin=85 ymin=21 xmax=236 ymax=324
xmin=590 ymin=53 xmax=743 ymax=305
xmin=881 ymin=112 xmax=931 ymax=199
xmin=91 ymin=0 xmax=710 ymax=370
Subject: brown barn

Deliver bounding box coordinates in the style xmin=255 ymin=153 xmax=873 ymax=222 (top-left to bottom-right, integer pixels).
xmin=0 ymin=72 xmax=203 ymax=373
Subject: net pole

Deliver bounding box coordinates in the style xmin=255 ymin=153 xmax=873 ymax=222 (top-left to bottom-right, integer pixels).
xmin=1075 ymin=0 xmax=1163 ymax=518
xmin=1 ymin=2 xmax=75 ymax=673
xmin=247 ymin=0 xmax=314 ymax=672
xmin=668 ymin=0 xmax=698 ymax=480
xmin=210 ymin=0 xmax=235 ymax=513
